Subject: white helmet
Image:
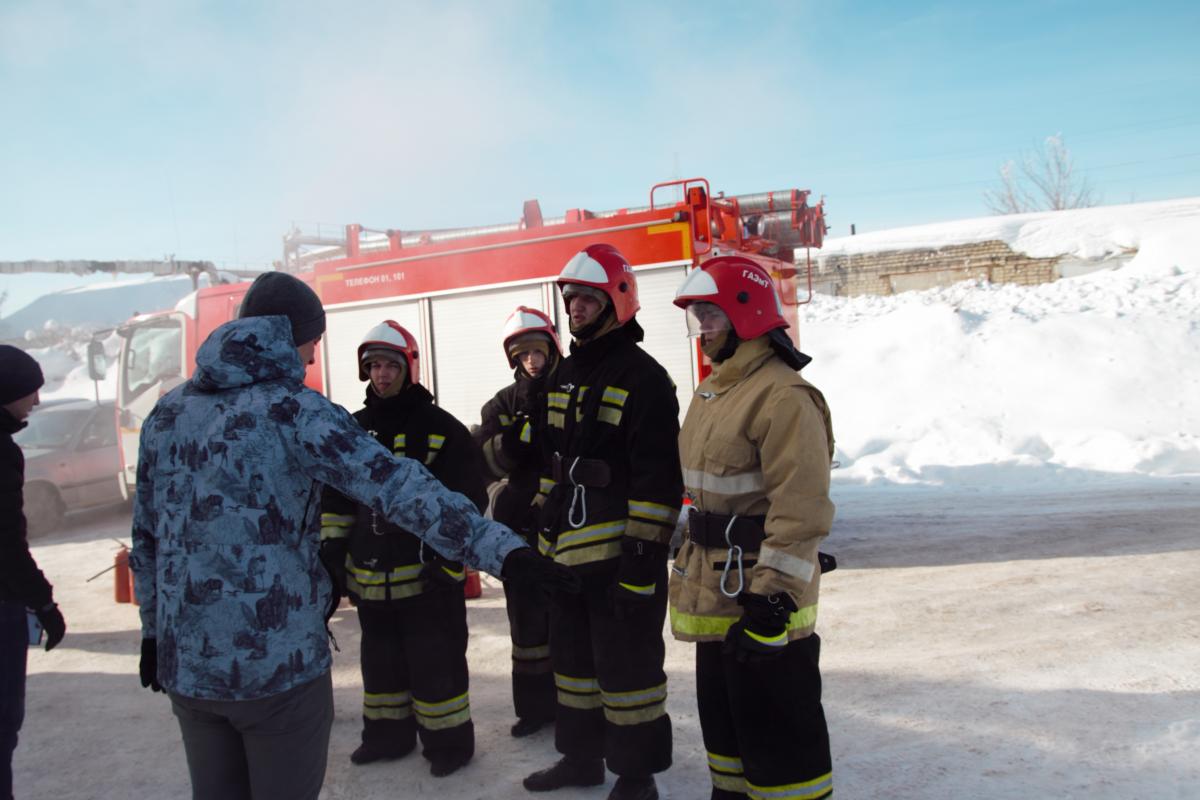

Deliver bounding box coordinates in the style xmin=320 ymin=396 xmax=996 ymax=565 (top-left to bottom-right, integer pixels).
xmin=357 ymin=320 xmax=420 ymax=383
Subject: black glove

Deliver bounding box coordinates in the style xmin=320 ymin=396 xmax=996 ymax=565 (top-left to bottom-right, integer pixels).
xmin=502 ymin=547 xmax=581 ymax=596
xmin=140 ymin=637 xmax=164 ymax=692
xmin=610 ymin=538 xmax=667 ymax=620
xmin=722 ymin=591 xmax=798 ymax=663
xmin=35 ymin=603 xmax=65 ymax=652
xmin=420 ymin=556 xmax=465 ymax=590
xmin=499 ymin=415 xmax=538 ymax=465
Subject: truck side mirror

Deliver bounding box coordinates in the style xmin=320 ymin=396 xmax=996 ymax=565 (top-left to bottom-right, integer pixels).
xmin=87 ymin=339 xmax=108 ymax=381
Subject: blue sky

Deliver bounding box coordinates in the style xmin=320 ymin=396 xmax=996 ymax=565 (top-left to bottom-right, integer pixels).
xmin=1 ymin=0 xmax=1198 ymax=312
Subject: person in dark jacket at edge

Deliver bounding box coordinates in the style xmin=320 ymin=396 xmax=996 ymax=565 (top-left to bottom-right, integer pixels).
xmin=1 ymin=346 xmax=67 ymax=800
xmin=319 ymin=320 xmax=486 ymax=777
xmin=129 ymin=272 xmax=578 ymax=800
xmin=473 ymin=307 xmax=563 ymax=739
xmin=669 ymin=257 xmax=835 ymax=800
xmin=523 ymin=244 xmax=683 ymax=800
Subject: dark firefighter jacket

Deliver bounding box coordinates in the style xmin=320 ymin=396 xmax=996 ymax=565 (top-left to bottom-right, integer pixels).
xmin=1 ymin=407 xmax=54 ymax=608
xmin=474 ymin=369 xmax=555 ymax=542
xmin=538 ymin=322 xmax=683 ymax=572
xmin=321 ymin=384 xmax=488 ymax=603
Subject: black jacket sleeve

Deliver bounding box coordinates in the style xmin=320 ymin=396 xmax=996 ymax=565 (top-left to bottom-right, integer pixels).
xmin=1 ymin=434 xmax=54 ymax=608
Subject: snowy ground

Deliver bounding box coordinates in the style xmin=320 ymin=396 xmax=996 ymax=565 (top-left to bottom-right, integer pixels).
xmin=15 ymin=479 xmax=1199 ymax=799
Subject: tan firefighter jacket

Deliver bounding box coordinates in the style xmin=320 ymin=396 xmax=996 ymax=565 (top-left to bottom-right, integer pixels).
xmin=668 ymin=335 xmax=834 ymax=643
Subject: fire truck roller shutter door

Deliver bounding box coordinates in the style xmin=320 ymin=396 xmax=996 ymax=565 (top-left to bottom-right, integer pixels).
xmin=429 ymin=285 xmax=545 ymax=424
xmin=629 ymin=265 xmax=695 ymax=422
xmin=323 ymin=302 xmax=423 ymax=408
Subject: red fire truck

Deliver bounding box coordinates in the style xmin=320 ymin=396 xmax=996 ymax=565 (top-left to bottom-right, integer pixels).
xmin=113 ymin=178 xmax=825 ymax=498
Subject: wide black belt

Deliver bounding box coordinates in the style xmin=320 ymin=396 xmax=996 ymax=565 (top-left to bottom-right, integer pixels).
xmin=687 ymin=509 xmax=838 ymax=574
xmin=550 ymin=453 xmax=611 ymax=487
xmin=687 ymin=510 xmax=767 ymax=550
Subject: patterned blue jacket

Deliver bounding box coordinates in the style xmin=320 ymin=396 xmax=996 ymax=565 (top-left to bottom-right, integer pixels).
xmin=130 ymin=316 xmax=525 ymax=701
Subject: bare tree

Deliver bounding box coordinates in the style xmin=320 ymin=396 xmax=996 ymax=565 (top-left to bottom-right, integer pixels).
xmin=984 ymin=134 xmax=1098 ymax=214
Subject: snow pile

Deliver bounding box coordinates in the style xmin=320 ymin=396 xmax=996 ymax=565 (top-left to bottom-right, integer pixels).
xmin=803 ymin=209 xmax=1200 ymax=486
xmin=820 ymin=196 xmax=1200 ymax=262
xmin=28 ymin=331 xmax=121 ymax=401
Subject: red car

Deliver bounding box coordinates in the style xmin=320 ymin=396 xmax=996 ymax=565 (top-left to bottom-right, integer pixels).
xmin=15 ymin=398 xmax=125 ymax=535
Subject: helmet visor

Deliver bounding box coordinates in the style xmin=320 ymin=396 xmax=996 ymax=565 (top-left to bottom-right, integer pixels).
xmin=685 ymin=302 xmax=732 ymax=339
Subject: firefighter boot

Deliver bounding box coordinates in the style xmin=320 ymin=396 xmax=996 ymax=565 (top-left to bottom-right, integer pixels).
xmin=429 ymin=747 xmax=473 ymax=778
xmin=522 ymin=756 xmax=605 ymax=792
xmin=608 ymin=775 xmax=659 ymax=800
xmin=350 ymin=740 xmax=415 ymax=765
xmin=511 ymin=717 xmax=549 ymax=738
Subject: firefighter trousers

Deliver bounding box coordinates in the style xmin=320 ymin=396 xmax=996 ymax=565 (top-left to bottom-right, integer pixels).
xmin=549 ymin=568 xmax=672 ymax=777
xmin=696 ymin=635 xmax=832 ymax=800
xmin=503 ymin=580 xmax=555 ymax=723
xmin=356 ymin=588 xmax=474 ymax=762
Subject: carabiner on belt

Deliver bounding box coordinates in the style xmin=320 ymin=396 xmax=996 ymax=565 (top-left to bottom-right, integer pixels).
xmin=719 ymin=514 xmax=744 ymax=598
xmin=567 ymin=457 xmax=587 ymax=530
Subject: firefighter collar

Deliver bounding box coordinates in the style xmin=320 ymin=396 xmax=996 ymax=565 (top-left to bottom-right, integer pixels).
xmin=704 ymin=335 xmax=774 ymax=394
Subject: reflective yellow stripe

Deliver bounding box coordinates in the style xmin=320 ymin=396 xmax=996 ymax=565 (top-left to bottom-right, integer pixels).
xmin=363 ymin=690 xmax=412 ymax=720
xmin=498 ymin=413 xmax=513 ymax=426
xmin=436 ymin=564 xmax=465 ymax=582
xmin=709 ymin=750 xmax=747 ymax=793
xmin=548 ymin=410 xmax=565 ymax=429
xmin=713 ymin=771 xmax=749 ymax=793
xmin=618 ymin=581 xmax=655 ymax=596
xmin=708 ymin=751 xmax=744 ymax=774
xmin=555 ymin=520 xmax=625 ymax=552
xmin=414 ymin=692 xmax=471 ymax=730
xmin=547 ymin=392 xmax=569 ymax=410
xmin=554 ymin=539 xmax=622 ymax=566
xmin=555 ymin=672 xmax=602 ymax=710
xmin=428 ymin=434 xmax=445 ymax=449
xmin=519 ymin=421 xmax=532 ymax=443
xmin=628 ymin=500 xmax=677 ymax=524
xmin=745 ymin=628 xmax=788 ymax=647
xmin=669 ymin=605 xmax=819 ymax=638
xmin=603 ymin=700 xmax=666 ymax=725
xmin=601 ymin=386 xmax=629 ymax=406
xmin=320 ymin=513 xmax=355 ymax=527
xmin=597 ymin=406 xmax=622 ymax=425
xmin=347 ymin=575 xmax=425 ymax=601
xmin=625 ymin=518 xmax=671 ymax=542
xmin=393 ymin=433 xmax=406 ymax=451
xmin=512 ymin=643 xmax=551 ymax=661
xmin=538 ymin=533 xmax=556 ymax=557
xmin=539 ymin=477 xmax=556 ymax=495
xmin=348 ymin=563 xmax=422 ymax=585
xmin=602 ymin=682 xmax=666 ymax=708
xmin=554 ymin=673 xmax=600 ymax=693
xmin=747 ymin=771 xmax=833 ymax=800
xmin=320 ymin=525 xmax=350 ymax=541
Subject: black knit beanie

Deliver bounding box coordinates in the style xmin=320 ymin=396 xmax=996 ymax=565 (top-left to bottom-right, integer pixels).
xmin=0 ymin=345 xmax=45 ymax=405
xmin=238 ymin=272 xmax=326 ymax=344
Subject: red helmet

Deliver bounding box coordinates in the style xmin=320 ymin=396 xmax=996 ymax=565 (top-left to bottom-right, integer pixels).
xmin=357 ymin=320 xmax=420 ymax=383
xmin=556 ymin=243 xmax=640 ymax=325
xmin=673 ymin=256 xmax=787 ymax=340
xmin=501 ymin=306 xmax=562 ymax=368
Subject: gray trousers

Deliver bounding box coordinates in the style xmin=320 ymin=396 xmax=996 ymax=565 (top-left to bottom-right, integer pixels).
xmin=170 ymin=671 xmax=334 ymax=800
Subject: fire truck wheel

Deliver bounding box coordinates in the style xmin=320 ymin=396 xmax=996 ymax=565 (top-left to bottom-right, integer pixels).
xmin=25 ymin=483 xmax=65 ymax=538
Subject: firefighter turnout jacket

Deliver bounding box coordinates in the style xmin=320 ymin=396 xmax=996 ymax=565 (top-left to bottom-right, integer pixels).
xmin=539 ymin=323 xmax=683 ymax=568
xmin=321 ymin=384 xmax=487 ymax=600
xmin=669 ymin=335 xmax=835 ymax=643
xmin=474 ymin=371 xmax=552 ymax=541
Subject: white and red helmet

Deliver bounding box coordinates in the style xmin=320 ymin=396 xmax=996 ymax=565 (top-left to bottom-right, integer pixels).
xmin=556 ymin=243 xmax=640 ymax=325
xmin=501 ymin=306 xmax=562 ymax=368
xmin=673 ymin=256 xmax=787 ymax=340
xmin=357 ymin=320 xmax=420 ymax=383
